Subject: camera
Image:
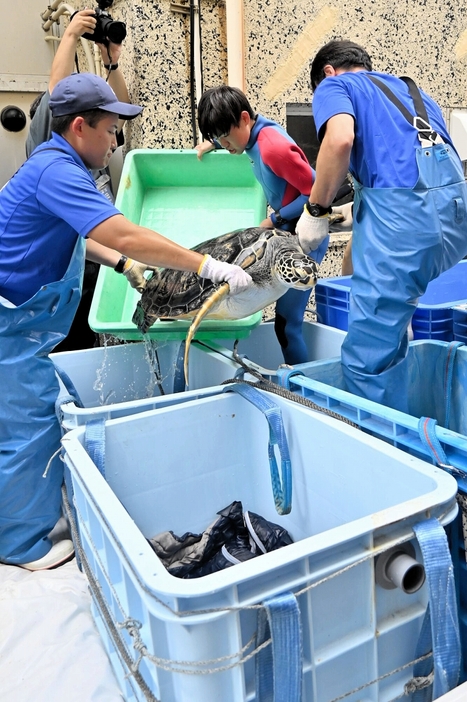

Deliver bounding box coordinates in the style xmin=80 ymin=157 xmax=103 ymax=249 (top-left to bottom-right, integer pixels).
xmin=76 ymin=0 xmax=127 ymax=45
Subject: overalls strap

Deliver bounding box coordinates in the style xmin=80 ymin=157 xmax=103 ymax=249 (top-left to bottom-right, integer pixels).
xmin=367 ymin=75 xmax=443 ymax=145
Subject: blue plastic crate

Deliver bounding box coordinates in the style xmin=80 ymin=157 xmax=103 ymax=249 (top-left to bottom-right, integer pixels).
xmin=453 ymin=305 xmax=467 ymax=344
xmin=51 ymin=322 xmax=347 ymax=430
xmin=275 ymin=339 xmax=467 ymax=680
xmin=316 ymin=260 xmax=467 ymax=340
xmin=51 ymin=339 xmax=237 ymax=431
xmin=62 ymin=389 xmax=458 ymax=702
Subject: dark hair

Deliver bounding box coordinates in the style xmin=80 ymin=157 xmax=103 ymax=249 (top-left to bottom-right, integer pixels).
xmin=29 ymin=92 xmax=46 ymax=120
xmin=50 ymin=108 xmax=112 ymax=135
xmin=197 ymin=86 xmax=255 ymax=142
xmin=310 ymin=40 xmax=372 ymax=91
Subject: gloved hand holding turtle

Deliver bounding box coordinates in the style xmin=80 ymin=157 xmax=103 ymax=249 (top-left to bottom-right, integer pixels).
xmin=329 ymin=202 xmax=353 ymax=232
xmin=116 ymin=256 xmax=158 ymax=293
xmin=295 ymin=203 xmax=331 ymax=254
xmin=198 ymin=254 xmax=252 ymax=295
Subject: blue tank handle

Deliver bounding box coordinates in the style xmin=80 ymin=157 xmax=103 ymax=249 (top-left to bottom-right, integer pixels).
xmin=442 ymin=341 xmax=464 ymax=429
xmin=54 ymin=363 xmax=85 ymax=409
xmin=255 ymin=590 xmax=302 ymax=702
xmin=412 ymin=518 xmax=461 ymax=701
xmin=224 ymin=382 xmax=292 ymax=515
xmin=276 ymin=367 xmax=305 ymax=389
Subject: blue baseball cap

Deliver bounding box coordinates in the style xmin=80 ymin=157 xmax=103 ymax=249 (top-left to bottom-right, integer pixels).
xmin=49 ymin=72 xmax=143 ymax=119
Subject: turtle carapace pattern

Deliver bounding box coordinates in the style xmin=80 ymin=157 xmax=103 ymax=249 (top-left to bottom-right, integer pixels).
xmin=133 ymin=227 xmax=319 ymax=335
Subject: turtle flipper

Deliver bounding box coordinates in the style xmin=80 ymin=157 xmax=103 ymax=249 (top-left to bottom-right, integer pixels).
xmin=184 ymin=283 xmax=230 ymax=387
xmin=132 ymin=300 xmax=152 ymax=334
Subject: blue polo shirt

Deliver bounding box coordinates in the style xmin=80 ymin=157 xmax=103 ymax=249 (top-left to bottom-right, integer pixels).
xmin=312 ymin=71 xmax=454 ymax=188
xmin=0 ymin=133 xmax=119 ymax=305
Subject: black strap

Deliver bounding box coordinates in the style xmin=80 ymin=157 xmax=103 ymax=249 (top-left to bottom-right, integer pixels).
xmin=367 ymin=74 xmax=440 ymax=143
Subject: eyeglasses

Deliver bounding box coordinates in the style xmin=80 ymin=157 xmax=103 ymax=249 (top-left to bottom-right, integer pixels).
xmin=213 ymin=129 xmax=231 ymax=141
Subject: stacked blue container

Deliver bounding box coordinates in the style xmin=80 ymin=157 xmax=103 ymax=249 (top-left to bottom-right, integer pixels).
xmin=315 ymin=260 xmax=467 ymax=341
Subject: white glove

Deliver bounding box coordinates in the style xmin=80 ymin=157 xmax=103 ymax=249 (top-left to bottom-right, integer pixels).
xmin=198 ymin=255 xmax=252 ymax=295
xmin=295 ymin=207 xmax=330 ymax=254
xmin=329 ymin=202 xmax=353 ymax=233
xmin=122 ymin=259 xmax=157 ymax=293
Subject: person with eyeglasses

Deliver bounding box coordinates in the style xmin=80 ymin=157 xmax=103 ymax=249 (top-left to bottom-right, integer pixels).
xmin=196 ymin=85 xmax=352 ymax=365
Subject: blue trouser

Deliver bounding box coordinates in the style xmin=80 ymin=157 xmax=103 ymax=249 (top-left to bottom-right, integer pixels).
xmin=0 ymin=237 xmax=84 ymax=564
xmin=342 ymin=143 xmax=467 ymax=411
xmin=275 ymin=235 xmax=329 ymax=365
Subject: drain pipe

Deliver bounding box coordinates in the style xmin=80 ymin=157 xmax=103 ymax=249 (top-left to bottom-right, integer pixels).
xmin=225 ymin=0 xmax=245 ymax=91
xmin=189 ymin=0 xmax=203 ymax=146
xmin=40 ymin=0 xmax=63 ymax=22
xmin=41 ymin=2 xmax=95 ymax=74
xmin=375 ymin=543 xmax=426 ymax=594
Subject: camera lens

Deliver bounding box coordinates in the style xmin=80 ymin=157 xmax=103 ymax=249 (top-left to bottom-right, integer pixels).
xmin=106 ymin=21 xmax=126 ymax=44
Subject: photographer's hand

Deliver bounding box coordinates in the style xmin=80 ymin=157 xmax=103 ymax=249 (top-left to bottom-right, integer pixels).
xmin=65 ymin=8 xmax=97 ymax=41
xmin=49 ymin=9 xmax=97 ymax=93
xmin=97 ymin=40 xmax=123 ymax=68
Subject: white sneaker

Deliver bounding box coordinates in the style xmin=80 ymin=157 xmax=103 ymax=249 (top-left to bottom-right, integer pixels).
xmin=18 ymin=539 xmax=75 ymax=571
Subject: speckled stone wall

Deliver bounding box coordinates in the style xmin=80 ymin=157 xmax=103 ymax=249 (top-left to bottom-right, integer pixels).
xmin=109 ymin=0 xmax=467 ymax=151
xmin=74 ymin=0 xmax=467 ymax=280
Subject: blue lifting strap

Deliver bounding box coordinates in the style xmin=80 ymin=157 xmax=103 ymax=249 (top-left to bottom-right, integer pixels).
xmin=418 ymin=416 xmax=467 ymax=489
xmin=54 ymin=364 xmax=86 ymax=436
xmin=276 ymin=367 xmax=305 ymax=389
xmin=255 ymin=591 xmax=302 ymax=702
xmin=412 ymin=518 xmax=460 ymax=701
xmin=224 ymin=382 xmax=292 ymax=515
xmin=84 ymin=418 xmax=106 ymax=478
xmin=53 ymin=363 xmax=85 ymax=409
xmin=442 ymin=341 xmax=463 ymax=429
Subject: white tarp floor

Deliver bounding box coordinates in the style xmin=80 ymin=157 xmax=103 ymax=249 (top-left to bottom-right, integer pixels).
xmin=0 ymin=557 xmax=124 ymax=702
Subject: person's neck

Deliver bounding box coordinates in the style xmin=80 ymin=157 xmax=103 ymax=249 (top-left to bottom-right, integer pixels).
xmin=335 ymin=66 xmax=368 ymax=77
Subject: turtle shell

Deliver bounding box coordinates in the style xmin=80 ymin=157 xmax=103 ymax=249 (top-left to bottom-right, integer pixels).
xmin=132 ymin=226 xmax=301 ymax=333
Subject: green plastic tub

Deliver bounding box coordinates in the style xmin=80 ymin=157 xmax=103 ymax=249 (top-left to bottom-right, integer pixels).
xmin=89 ymin=149 xmax=267 ymax=340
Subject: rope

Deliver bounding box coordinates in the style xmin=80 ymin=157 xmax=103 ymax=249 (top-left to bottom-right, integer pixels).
xmin=327 ymin=654 xmax=433 ymax=702
xmin=42 ymin=446 xmax=62 ymax=478
xmin=221 ymin=346 xmax=359 ymax=429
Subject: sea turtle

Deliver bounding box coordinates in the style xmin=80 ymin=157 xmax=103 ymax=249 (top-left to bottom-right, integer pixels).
xmin=132 ymin=227 xmax=318 ymax=384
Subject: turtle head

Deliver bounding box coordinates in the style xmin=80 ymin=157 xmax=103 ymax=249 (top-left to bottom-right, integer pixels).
xmin=275 ymin=250 xmax=318 ymax=289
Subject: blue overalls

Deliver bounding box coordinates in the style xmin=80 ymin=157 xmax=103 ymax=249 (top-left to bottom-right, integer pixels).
xmin=341 ymin=77 xmax=467 ymax=411
xmin=0 ymin=236 xmax=84 ymax=564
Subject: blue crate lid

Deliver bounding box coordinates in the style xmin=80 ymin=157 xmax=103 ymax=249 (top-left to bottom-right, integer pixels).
xmin=316 ymin=260 xmax=467 ymax=310
xmin=419 ymin=260 xmax=467 ymax=307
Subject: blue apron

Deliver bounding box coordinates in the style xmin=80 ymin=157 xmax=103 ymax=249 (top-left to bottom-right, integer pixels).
xmin=341 ymin=81 xmax=467 ymax=411
xmin=0 ymin=236 xmax=85 ymax=564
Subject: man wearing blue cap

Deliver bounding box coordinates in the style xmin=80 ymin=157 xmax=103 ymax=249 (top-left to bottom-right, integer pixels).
xmin=0 ymin=73 xmax=251 ymax=571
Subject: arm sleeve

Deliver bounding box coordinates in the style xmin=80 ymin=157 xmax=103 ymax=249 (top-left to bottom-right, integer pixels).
xmin=258 ymin=129 xmax=314 ymax=222
xmin=313 ymin=79 xmax=355 ymax=142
